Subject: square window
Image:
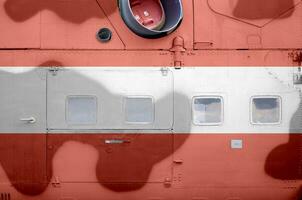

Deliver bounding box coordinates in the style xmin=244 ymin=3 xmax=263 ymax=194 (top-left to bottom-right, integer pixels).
xmin=193 ymin=97 xmax=223 ymax=125
xmin=251 ymin=97 xmax=281 ymax=124
xmin=125 ymin=97 xmax=154 ymax=123
xmin=66 ymin=96 xmax=97 ymax=125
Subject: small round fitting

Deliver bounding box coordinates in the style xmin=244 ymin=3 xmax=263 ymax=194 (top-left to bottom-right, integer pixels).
xmin=97 ymin=28 xmax=112 ymax=43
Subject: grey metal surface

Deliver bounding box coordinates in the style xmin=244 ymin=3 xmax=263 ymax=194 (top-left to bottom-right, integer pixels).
xmin=0 ymin=68 xmax=46 ymax=133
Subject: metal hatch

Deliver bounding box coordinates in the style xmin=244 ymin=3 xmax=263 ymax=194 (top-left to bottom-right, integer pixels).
xmin=46 ymin=67 xmax=174 ymax=186
xmin=0 ymin=68 xmax=47 ymax=195
xmin=194 ymin=0 xmax=302 ymax=49
xmin=0 ymin=68 xmax=46 ymax=133
xmin=207 ymin=0 xmax=299 ymax=27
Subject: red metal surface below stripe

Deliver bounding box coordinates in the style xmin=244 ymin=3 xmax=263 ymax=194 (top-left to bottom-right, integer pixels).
xmin=0 ymin=133 xmax=300 ymax=196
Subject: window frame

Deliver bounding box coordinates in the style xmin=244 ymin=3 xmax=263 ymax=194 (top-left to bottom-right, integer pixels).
xmin=250 ymin=95 xmax=282 ymax=125
xmin=192 ymin=95 xmax=224 ymax=126
xmin=124 ymin=95 xmax=155 ymax=125
xmin=65 ymin=95 xmax=98 ymax=125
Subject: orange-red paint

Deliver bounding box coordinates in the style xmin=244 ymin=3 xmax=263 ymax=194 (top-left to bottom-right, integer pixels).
xmin=0 ymin=133 xmax=300 ymax=196
xmin=0 ymin=0 xmax=302 ymax=199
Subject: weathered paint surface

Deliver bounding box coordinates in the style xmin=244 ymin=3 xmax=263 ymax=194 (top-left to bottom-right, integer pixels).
xmin=0 ymin=67 xmax=301 ymax=200
xmin=0 ymin=134 xmax=301 ymax=198
xmin=1 ymin=0 xmax=302 ymax=49
xmin=0 ymin=0 xmax=301 ymax=199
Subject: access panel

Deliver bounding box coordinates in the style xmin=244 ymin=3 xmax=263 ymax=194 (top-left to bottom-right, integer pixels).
xmin=194 ymin=0 xmax=302 ymax=49
xmin=46 ymin=68 xmax=174 ymax=189
xmin=0 ymin=68 xmax=47 ymax=196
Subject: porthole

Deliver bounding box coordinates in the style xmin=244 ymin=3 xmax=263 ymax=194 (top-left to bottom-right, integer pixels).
xmin=118 ymin=0 xmax=183 ymax=38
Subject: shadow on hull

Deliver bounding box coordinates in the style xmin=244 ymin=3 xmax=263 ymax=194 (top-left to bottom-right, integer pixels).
xmin=265 ymin=92 xmax=302 ymax=180
xmin=4 ymin=0 xmax=117 ymax=23
xmin=0 ymin=62 xmax=190 ymax=195
xmin=233 ymin=0 xmax=295 ymax=20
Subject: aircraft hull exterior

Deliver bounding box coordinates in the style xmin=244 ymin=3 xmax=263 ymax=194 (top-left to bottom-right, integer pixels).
xmin=0 ymin=0 xmax=302 ymax=199
xmin=0 ymin=67 xmax=301 ymax=200
xmin=0 ymin=134 xmax=301 ymax=200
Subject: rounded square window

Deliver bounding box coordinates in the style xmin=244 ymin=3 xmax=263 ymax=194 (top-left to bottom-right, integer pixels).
xmin=192 ymin=96 xmax=223 ymax=125
xmin=124 ymin=96 xmax=154 ymax=124
xmin=66 ymin=96 xmax=97 ymax=125
xmin=251 ymin=96 xmax=281 ymax=125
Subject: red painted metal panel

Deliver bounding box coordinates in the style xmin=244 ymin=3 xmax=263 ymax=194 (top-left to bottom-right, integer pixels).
xmin=0 ymin=134 xmax=47 ymax=196
xmin=39 ymin=0 xmax=124 ymax=49
xmin=0 ymin=50 xmax=173 ymax=66
xmin=183 ymin=50 xmax=293 ymax=67
xmin=47 ymin=134 xmax=173 ymax=187
xmin=207 ymin=0 xmax=299 ymax=27
xmin=173 ymin=134 xmax=302 ymax=188
xmin=97 ymin=0 xmax=193 ymax=50
xmin=194 ymin=0 xmax=302 ymax=49
xmin=0 ymin=133 xmax=300 ymax=199
xmin=0 ymin=50 xmax=297 ymax=67
xmin=0 ymin=0 xmax=40 ymax=48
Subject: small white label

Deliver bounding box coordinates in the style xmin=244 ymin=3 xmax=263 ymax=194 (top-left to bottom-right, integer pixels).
xmin=231 ymin=139 xmax=243 ymax=149
xmin=144 ymin=11 xmax=150 ymax=17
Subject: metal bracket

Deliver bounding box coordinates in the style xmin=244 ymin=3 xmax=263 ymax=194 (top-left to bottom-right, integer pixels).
xmin=170 ymin=36 xmax=186 ymax=69
xmin=49 ymin=67 xmax=60 ymax=76
xmin=164 ymin=177 xmax=172 ymax=187
xmin=290 ymin=51 xmax=302 ymax=66
xmin=51 ymin=176 xmax=61 ymax=188
xmin=160 ymin=67 xmax=169 ymax=76
xmin=289 ymin=51 xmax=302 ymax=84
xmin=173 ymin=159 xmax=183 ymax=164
xmin=294 ymin=67 xmax=302 ymax=84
